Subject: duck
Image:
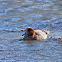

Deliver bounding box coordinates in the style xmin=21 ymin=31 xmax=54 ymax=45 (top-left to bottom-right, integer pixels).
xmin=22 ymin=27 xmax=50 ymax=40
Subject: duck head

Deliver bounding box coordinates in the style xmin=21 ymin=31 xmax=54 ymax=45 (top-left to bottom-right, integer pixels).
xmin=26 ymin=27 xmax=35 ymax=36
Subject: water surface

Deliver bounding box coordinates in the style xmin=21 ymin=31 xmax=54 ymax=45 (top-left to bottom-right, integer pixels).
xmin=0 ymin=0 xmax=62 ymax=62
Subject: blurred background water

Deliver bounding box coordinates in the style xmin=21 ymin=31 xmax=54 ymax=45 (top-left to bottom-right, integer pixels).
xmin=0 ymin=0 xmax=62 ymax=62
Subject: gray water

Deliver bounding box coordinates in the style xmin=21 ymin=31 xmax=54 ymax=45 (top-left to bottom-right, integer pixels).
xmin=0 ymin=0 xmax=62 ymax=62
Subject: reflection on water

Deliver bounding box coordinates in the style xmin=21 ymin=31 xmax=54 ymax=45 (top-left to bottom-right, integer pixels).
xmin=0 ymin=0 xmax=62 ymax=62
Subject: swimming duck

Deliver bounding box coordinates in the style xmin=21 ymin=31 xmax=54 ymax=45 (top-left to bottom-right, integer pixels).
xmin=22 ymin=27 xmax=50 ymax=40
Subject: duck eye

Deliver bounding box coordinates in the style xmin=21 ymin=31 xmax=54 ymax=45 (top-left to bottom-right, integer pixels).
xmin=28 ymin=29 xmax=32 ymax=32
